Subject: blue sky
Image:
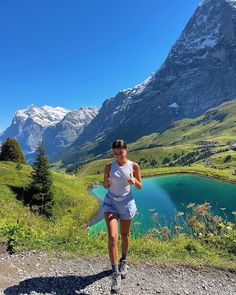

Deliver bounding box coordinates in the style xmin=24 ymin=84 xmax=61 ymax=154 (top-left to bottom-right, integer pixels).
xmin=0 ymin=0 xmax=200 ymax=131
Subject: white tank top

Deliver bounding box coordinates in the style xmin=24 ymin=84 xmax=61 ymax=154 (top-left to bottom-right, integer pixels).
xmin=108 ymin=160 xmax=133 ymax=197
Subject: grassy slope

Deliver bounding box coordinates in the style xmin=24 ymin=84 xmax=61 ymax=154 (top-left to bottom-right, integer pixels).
xmin=58 ymin=99 xmax=236 ymax=171
xmin=75 ymin=100 xmax=236 ymax=176
xmin=1 ymin=161 xmax=236 ymax=270
xmin=0 ymin=161 xmax=99 ymax=250
xmin=77 ymin=145 xmax=195 ymax=176
xmin=129 ymin=99 xmax=236 ymax=149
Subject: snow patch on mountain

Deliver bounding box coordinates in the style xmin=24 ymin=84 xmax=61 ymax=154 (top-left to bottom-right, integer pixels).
xmin=14 ymin=105 xmax=70 ymax=127
xmin=61 ymin=106 xmax=99 ymax=128
xmin=168 ymin=102 xmax=179 ymax=108
xmin=121 ymin=76 xmax=153 ymax=96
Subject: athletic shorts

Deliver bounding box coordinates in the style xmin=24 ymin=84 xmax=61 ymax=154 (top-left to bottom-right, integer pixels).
xmin=102 ymin=192 xmax=137 ymax=220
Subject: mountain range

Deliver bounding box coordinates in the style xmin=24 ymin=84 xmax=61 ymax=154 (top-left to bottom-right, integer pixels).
xmin=0 ymin=105 xmax=99 ymax=162
xmin=1 ymin=0 xmax=236 ymax=167
xmin=53 ymin=0 xmax=236 ymax=166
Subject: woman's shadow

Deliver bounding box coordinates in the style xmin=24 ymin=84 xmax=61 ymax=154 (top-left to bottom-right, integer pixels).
xmin=4 ymin=269 xmax=112 ymax=295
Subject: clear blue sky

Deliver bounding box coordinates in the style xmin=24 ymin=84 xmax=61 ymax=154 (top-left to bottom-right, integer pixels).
xmin=0 ymin=0 xmax=200 ymax=131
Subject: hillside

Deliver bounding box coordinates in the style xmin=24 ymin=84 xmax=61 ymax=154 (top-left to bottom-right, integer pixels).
xmin=72 ymin=100 xmax=236 ymax=175
xmin=0 ymin=161 xmax=99 ymax=252
xmin=129 ymin=99 xmax=236 ymax=149
xmin=1 ymin=160 xmax=236 ymax=274
xmin=55 ymin=0 xmax=236 ymax=167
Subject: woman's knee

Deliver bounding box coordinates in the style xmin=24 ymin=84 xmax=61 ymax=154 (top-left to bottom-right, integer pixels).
xmin=121 ymin=232 xmax=130 ymax=240
xmin=108 ymin=233 xmax=119 ymax=244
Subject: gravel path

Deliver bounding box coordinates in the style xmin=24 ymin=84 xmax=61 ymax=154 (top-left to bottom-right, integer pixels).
xmin=0 ymin=250 xmax=236 ymax=295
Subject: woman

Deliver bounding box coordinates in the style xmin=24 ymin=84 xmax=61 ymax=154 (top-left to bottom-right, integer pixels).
xmin=102 ymin=139 xmax=142 ymax=294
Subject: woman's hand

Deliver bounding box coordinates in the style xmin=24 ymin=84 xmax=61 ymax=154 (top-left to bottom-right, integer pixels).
xmin=128 ymin=177 xmax=136 ymax=186
xmin=103 ymin=177 xmax=111 ymax=188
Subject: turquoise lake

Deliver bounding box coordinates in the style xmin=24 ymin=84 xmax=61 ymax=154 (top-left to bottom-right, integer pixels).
xmin=89 ymin=174 xmax=236 ymax=236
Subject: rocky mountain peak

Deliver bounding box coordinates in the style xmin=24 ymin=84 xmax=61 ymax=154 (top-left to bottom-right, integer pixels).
xmin=14 ymin=105 xmax=70 ymax=127
xmin=60 ymin=0 xmax=236 ymax=165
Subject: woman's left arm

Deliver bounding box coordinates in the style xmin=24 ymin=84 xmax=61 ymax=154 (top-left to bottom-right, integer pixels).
xmin=131 ymin=162 xmax=142 ymax=189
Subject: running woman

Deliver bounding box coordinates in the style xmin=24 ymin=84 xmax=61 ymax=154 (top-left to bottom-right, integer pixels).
xmin=102 ymin=139 xmax=142 ymax=294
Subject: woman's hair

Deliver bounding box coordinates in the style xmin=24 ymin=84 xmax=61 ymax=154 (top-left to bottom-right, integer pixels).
xmin=112 ymin=139 xmax=127 ymax=149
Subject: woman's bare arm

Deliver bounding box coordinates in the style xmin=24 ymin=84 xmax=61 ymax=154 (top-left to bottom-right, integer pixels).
xmin=103 ymin=162 xmax=111 ymax=189
xmin=129 ymin=162 xmax=142 ymax=189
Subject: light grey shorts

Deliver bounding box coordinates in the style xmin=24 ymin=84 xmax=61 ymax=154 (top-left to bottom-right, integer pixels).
xmin=102 ymin=192 xmax=137 ymax=220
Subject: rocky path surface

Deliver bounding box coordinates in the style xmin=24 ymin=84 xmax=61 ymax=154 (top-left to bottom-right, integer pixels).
xmin=0 ymin=251 xmax=236 ymax=295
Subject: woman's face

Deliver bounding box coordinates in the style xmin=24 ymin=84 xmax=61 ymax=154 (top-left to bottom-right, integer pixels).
xmin=113 ymin=148 xmax=127 ymax=161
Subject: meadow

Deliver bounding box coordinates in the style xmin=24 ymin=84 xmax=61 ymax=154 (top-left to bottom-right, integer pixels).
xmin=0 ymin=160 xmax=236 ymax=270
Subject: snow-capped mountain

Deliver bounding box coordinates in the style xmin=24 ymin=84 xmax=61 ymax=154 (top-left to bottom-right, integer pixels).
xmin=13 ymin=104 xmax=70 ymax=127
xmin=0 ymin=105 xmax=99 ymax=162
xmin=58 ymin=0 xmax=236 ymax=164
xmin=42 ymin=107 xmax=99 ymax=158
xmin=0 ymin=105 xmax=70 ymax=158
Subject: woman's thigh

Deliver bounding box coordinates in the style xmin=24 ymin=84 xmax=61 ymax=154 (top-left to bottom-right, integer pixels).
xmin=104 ymin=211 xmax=119 ymax=237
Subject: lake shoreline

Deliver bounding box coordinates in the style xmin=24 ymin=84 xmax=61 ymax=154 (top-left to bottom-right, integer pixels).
xmin=88 ymin=167 xmax=236 ymax=230
xmin=87 ymin=188 xmax=104 ymax=226
xmin=140 ymin=166 xmax=236 ymax=184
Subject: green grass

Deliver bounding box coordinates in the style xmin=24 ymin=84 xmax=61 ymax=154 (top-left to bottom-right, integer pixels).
xmin=1 ymin=160 xmax=236 ymax=270
xmin=60 ymin=100 xmax=236 ymax=171
xmin=0 ymin=161 xmax=99 ymax=252
xmin=129 ymin=100 xmax=236 ymax=148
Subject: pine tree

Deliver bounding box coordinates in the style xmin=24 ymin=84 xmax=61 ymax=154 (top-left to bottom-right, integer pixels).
xmin=27 ymin=144 xmax=54 ymax=217
xmin=0 ymin=138 xmax=27 ymax=164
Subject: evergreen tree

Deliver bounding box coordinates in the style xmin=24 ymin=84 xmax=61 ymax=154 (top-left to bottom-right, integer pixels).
xmin=0 ymin=138 xmax=27 ymax=164
xmin=27 ymin=144 xmax=54 ymax=217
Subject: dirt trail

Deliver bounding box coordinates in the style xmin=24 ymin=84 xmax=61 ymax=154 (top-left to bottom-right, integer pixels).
xmin=0 ymin=251 xmax=236 ymax=295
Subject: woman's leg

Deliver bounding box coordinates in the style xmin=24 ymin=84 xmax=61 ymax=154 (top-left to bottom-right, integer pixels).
xmin=104 ymin=211 xmax=119 ymax=265
xmin=120 ymin=219 xmax=132 ymax=259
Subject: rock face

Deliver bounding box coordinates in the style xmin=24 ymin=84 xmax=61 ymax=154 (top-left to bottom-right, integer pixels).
xmin=0 ymin=105 xmax=99 ymax=162
xmin=67 ymin=0 xmax=236 ymax=160
xmin=42 ymin=107 xmax=99 ymax=159
xmin=0 ymin=105 xmax=69 ymax=161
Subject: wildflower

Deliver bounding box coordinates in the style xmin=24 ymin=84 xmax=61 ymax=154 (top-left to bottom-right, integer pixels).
xmin=196 ymin=222 xmax=205 ymax=232
xmin=188 ymin=217 xmax=196 ymax=226
xmin=134 ymin=222 xmax=141 ymax=225
xmin=220 ymin=208 xmax=226 ymax=211
xmin=232 ymin=211 xmax=236 ymax=215
xmin=177 ymin=211 xmax=184 ymax=216
xmin=187 ymin=202 xmax=195 ymax=208
xmin=212 ymin=215 xmax=222 ymax=223
xmin=161 ymin=226 xmax=171 ymax=240
xmin=150 ymin=228 xmax=159 ymax=234
xmin=194 ymin=203 xmax=211 ymax=216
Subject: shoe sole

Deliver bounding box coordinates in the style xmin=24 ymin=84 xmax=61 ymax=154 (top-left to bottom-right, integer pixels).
xmin=111 ymin=289 xmax=120 ymax=294
xmin=121 ymin=273 xmax=127 ymax=279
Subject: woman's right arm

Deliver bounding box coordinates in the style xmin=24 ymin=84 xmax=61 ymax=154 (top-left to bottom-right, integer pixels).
xmin=103 ymin=162 xmax=111 ymax=189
